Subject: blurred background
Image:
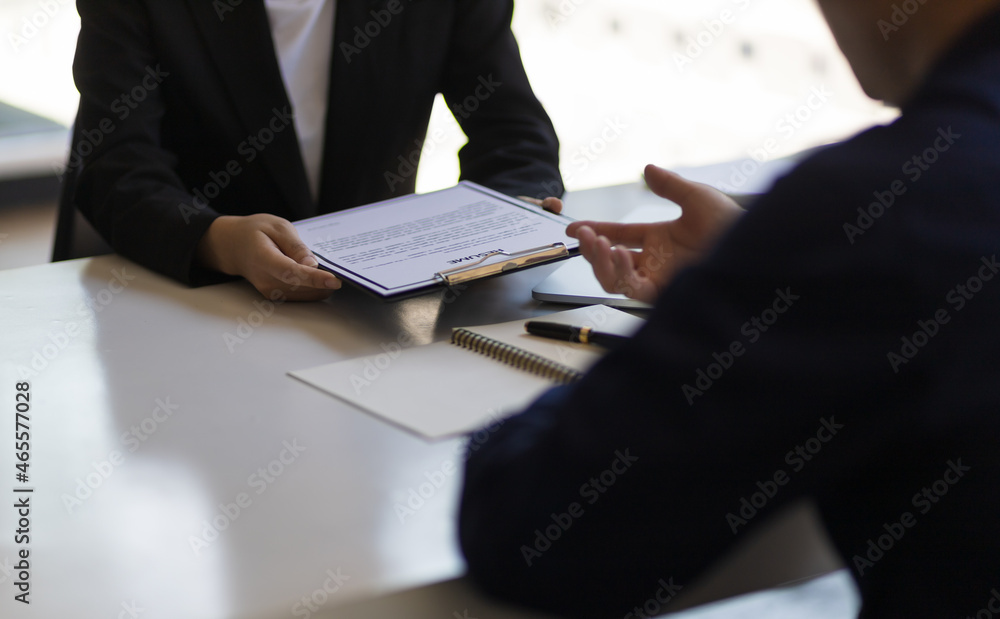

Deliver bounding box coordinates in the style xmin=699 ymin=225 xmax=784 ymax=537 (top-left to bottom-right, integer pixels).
xmin=0 ymin=0 xmax=898 ymax=270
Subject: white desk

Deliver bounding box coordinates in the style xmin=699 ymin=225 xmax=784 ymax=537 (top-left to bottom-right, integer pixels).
xmin=0 ymin=182 xmax=855 ymax=619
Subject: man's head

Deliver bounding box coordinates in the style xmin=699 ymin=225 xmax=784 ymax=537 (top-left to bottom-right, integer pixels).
xmin=815 ymin=0 xmax=1000 ymax=106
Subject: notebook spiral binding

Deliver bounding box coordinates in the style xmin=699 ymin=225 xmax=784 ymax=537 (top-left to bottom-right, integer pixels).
xmin=451 ymin=329 xmax=583 ymax=385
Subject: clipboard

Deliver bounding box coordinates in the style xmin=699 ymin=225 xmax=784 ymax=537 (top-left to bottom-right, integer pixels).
xmin=294 ymin=182 xmax=580 ymax=300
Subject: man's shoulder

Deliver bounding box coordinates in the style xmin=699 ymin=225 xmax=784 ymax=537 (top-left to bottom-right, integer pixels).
xmin=786 ymin=50 xmax=1000 ymax=203
xmin=760 ymin=107 xmax=997 ymax=226
xmin=712 ymin=106 xmax=1000 ymax=276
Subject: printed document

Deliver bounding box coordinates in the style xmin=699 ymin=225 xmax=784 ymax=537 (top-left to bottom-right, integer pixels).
xmin=294 ymin=182 xmax=579 ymax=297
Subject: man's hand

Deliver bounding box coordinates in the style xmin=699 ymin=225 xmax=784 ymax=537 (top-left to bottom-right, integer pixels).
xmin=566 ymin=164 xmax=744 ymax=304
xmin=197 ymin=214 xmax=341 ymax=301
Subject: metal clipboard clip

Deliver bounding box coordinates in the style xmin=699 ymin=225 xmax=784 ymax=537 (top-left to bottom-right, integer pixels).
xmin=434 ymin=243 xmax=569 ymax=286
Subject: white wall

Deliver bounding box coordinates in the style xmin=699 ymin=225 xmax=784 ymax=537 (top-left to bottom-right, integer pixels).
xmin=417 ymin=0 xmax=899 ymax=193
xmin=0 ymin=0 xmax=80 ymax=126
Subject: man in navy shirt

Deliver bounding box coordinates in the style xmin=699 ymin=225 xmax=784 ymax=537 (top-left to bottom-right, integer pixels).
xmin=460 ymin=0 xmax=1000 ymax=616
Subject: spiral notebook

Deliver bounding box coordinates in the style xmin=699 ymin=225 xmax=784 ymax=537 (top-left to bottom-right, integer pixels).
xmin=289 ymin=305 xmax=645 ymax=438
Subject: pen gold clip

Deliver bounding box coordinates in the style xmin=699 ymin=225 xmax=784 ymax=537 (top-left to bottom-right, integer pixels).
xmin=434 ymin=243 xmax=569 ymax=286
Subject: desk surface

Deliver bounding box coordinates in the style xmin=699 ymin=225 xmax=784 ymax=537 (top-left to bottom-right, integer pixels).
xmin=1 ymin=181 xmax=855 ymax=619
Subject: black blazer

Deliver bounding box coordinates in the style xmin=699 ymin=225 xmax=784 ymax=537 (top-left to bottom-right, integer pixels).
xmin=66 ymin=0 xmax=562 ymax=285
xmin=460 ymin=10 xmax=1000 ymax=618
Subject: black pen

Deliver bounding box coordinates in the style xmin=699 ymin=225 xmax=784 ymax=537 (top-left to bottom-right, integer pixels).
xmin=524 ymin=321 xmax=630 ymax=348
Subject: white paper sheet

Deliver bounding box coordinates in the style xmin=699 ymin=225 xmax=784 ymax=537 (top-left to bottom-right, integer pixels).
xmin=289 ymin=306 xmax=646 ymax=439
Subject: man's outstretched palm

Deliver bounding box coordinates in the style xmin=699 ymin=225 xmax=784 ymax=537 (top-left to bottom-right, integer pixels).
xmin=566 ymin=164 xmax=744 ymax=303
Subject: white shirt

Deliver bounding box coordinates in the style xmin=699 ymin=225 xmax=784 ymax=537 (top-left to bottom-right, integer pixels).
xmin=265 ymin=0 xmax=336 ymax=202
